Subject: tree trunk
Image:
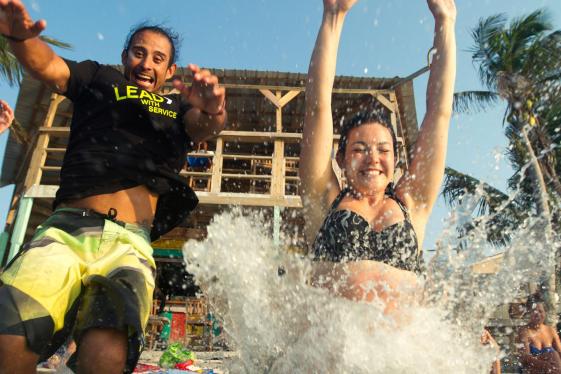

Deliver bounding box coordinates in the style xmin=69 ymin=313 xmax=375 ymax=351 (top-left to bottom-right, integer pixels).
xmin=520 ymin=126 xmax=557 ymax=324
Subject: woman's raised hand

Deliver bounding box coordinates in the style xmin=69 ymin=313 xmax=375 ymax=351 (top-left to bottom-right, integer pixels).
xmin=427 ymin=0 xmax=456 ymax=22
xmin=323 ymin=0 xmax=358 ymax=14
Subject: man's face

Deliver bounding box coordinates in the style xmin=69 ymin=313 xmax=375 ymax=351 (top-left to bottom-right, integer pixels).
xmin=121 ymin=30 xmax=177 ymax=93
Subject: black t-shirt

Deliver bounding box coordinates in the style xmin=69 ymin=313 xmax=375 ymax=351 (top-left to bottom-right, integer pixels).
xmin=55 ymin=59 xmax=198 ymax=240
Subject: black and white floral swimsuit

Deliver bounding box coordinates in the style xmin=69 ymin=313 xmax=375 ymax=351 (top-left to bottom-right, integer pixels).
xmin=312 ymin=188 xmax=423 ymax=273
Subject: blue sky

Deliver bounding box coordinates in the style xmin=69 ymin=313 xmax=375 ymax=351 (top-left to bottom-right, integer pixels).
xmin=0 ymin=0 xmax=560 ymax=251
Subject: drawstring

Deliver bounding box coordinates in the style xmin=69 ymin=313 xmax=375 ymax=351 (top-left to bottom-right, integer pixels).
xmin=106 ymin=208 xmax=118 ymax=221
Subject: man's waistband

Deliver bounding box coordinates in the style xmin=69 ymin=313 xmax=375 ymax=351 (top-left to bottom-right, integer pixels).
xmin=53 ymin=207 xmax=151 ymax=243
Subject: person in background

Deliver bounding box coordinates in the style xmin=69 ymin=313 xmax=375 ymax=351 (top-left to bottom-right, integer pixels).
xmin=517 ymin=294 xmax=561 ymax=373
xmin=0 ymin=99 xmax=14 ymax=134
xmin=481 ymin=329 xmax=502 ymax=374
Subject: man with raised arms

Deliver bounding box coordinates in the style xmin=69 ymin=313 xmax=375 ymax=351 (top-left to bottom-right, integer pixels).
xmin=0 ymin=1 xmax=226 ymax=372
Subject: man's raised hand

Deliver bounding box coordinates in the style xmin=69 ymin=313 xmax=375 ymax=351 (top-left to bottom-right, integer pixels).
xmin=0 ymin=100 xmax=14 ymax=134
xmin=0 ymin=0 xmax=46 ymax=41
xmin=173 ymin=64 xmax=226 ymax=116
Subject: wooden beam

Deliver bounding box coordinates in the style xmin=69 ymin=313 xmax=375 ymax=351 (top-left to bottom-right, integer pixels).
xmin=259 ymin=89 xmax=280 ymax=108
xmin=186 ymin=82 xmax=394 ymax=96
xmin=374 ymin=94 xmax=395 ymax=113
xmin=24 ymin=184 xmax=58 ymax=198
xmin=196 ymin=192 xmax=302 ymax=208
xmin=40 ymin=166 xmax=61 ymax=172
xmin=45 ymin=148 xmax=66 ymax=153
xmin=222 ymin=154 xmax=273 ymax=161
xmin=222 ymin=173 xmax=271 ymax=180
xmin=179 ymin=171 xmax=212 ymax=177
xmin=218 ymin=131 xmax=303 ymax=143
xmin=37 ymin=128 xmax=340 ymax=143
xmin=278 ymin=90 xmax=300 ymax=108
xmin=38 ymin=127 xmax=70 ymax=135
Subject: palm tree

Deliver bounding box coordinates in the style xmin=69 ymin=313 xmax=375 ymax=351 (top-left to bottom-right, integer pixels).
xmin=444 ymin=9 xmax=561 ymax=317
xmin=0 ymin=35 xmax=71 ymax=142
xmin=447 ymin=8 xmax=561 ymax=234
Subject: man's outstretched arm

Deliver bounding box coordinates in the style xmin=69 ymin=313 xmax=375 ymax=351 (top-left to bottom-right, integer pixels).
xmin=0 ymin=0 xmax=69 ymax=92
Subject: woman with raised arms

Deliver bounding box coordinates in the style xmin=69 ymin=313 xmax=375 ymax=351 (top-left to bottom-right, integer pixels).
xmin=300 ymin=0 xmax=456 ymax=312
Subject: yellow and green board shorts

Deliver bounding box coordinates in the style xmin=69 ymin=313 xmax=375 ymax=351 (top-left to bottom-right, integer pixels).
xmin=0 ymin=208 xmax=156 ymax=372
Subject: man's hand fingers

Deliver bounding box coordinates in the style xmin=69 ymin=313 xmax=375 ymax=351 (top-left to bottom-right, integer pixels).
xmin=187 ymin=63 xmax=200 ymax=75
xmin=214 ymin=86 xmax=225 ymax=98
xmin=205 ymin=75 xmax=218 ymax=86
xmin=31 ymin=19 xmax=46 ymax=35
xmin=172 ymin=78 xmax=192 ymax=98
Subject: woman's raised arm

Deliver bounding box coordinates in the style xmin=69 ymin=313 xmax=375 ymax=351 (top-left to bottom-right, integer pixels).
xmin=395 ymin=0 xmax=457 ymax=234
xmin=300 ymin=0 xmax=357 ymax=240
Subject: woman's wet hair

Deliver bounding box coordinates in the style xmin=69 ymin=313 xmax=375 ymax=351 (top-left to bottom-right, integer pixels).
xmin=526 ymin=293 xmax=545 ymax=313
xmin=336 ymin=100 xmax=397 ymax=160
xmin=123 ymin=23 xmax=181 ymax=66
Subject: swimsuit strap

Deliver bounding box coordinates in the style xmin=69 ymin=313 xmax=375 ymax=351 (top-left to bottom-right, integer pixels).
xmin=329 ymin=187 xmax=351 ymax=212
xmin=392 ymin=195 xmax=411 ymax=219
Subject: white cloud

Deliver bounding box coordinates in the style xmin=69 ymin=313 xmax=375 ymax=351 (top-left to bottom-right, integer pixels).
xmin=31 ymin=0 xmax=40 ymax=12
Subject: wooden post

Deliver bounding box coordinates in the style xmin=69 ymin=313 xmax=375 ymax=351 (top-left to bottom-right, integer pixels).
xmin=258 ymin=89 xmax=300 ymax=198
xmin=210 ymin=137 xmax=224 ymax=193
xmin=271 ymin=91 xmax=285 ymax=197
xmin=7 ymin=93 xmax=64 ymax=262
xmin=7 ymin=196 xmax=34 ymax=263
xmin=273 ymin=206 xmax=281 ymax=247
xmin=389 ymin=91 xmax=408 ymax=171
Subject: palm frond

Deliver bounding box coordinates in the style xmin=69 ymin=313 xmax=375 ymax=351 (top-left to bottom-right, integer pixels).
xmin=442 ymin=167 xmax=510 ymax=216
xmin=530 ymin=31 xmax=561 ymax=83
xmin=470 ymin=13 xmax=507 ymax=89
xmin=453 ymin=90 xmax=501 ymax=114
xmin=443 ymin=167 xmax=527 ymax=248
xmin=0 ymin=37 xmax=23 ymax=86
xmin=38 ymin=35 xmax=72 ymax=50
xmin=0 ymin=35 xmax=72 ymax=86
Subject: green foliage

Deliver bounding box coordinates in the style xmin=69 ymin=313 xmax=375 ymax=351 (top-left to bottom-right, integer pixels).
xmin=0 ymin=35 xmax=71 ymax=87
xmin=444 ymin=8 xmax=561 ymax=249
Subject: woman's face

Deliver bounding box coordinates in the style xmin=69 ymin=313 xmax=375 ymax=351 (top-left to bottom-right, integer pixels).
xmin=529 ymin=303 xmax=546 ymax=325
xmin=340 ymin=123 xmax=395 ymax=196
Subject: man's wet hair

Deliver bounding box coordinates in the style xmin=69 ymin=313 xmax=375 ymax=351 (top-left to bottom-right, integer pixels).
xmin=336 ymin=100 xmax=397 ymax=160
xmin=123 ymin=23 xmax=181 ymax=66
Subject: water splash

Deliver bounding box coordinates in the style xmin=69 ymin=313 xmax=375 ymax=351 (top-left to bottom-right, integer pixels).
xmin=184 ymin=207 xmax=556 ymax=373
